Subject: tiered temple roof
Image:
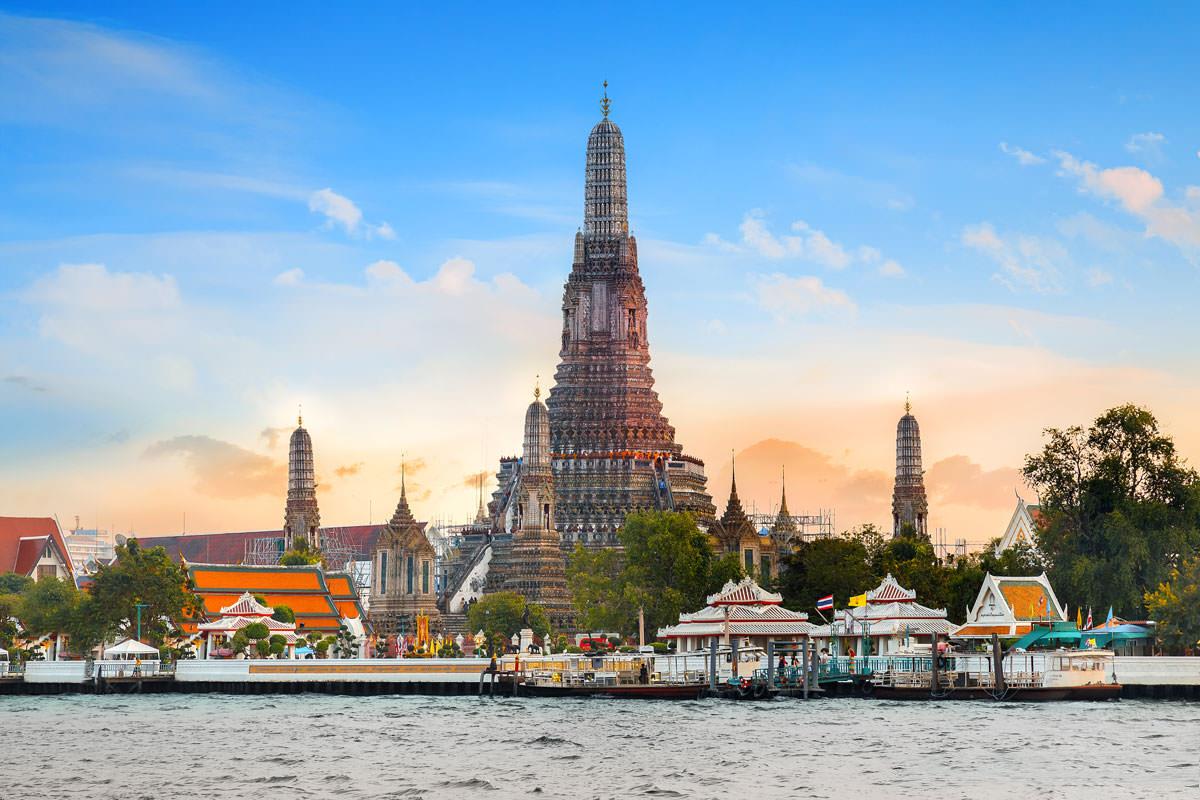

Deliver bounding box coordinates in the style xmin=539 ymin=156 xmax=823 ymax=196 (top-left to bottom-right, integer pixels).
xmin=186 ymin=563 xmax=365 ymax=636
xmin=827 ymin=573 xmax=952 ymax=638
xmin=658 ymin=578 xmax=816 ymax=642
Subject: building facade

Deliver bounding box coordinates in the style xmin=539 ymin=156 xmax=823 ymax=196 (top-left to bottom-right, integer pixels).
xmin=541 ymin=87 xmax=715 ymax=547
xmin=0 ymin=516 xmax=75 ymax=582
xmin=891 ymin=399 xmax=929 ymax=538
xmin=283 ymin=414 xmax=321 ymax=550
xmin=368 ymin=473 xmax=441 ymax=636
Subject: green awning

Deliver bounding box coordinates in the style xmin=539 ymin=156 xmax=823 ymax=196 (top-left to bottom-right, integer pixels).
xmin=1011 ymin=624 xmax=1081 ymax=650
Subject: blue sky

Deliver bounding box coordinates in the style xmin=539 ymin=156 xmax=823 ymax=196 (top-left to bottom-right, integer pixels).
xmin=3 ymin=5 xmax=1200 ymax=540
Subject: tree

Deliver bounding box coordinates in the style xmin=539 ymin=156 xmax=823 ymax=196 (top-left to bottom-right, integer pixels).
xmin=1144 ymin=553 xmax=1200 ymax=654
xmin=777 ymin=535 xmax=876 ymax=617
xmin=88 ymin=539 xmax=199 ymax=645
xmin=280 ymin=539 xmax=322 ymax=566
xmin=271 ymin=605 xmax=296 ymax=624
xmin=1023 ymin=404 xmax=1200 ymax=617
xmin=566 ymin=546 xmax=635 ymax=634
xmin=0 ymin=573 xmax=33 ymax=595
xmin=18 ymin=578 xmax=80 ymax=638
xmin=467 ymin=592 xmax=550 ymax=641
xmin=566 ymin=511 xmax=744 ymax=638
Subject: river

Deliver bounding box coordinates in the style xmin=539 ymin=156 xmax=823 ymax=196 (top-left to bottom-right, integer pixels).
xmin=1 ymin=694 xmax=1196 ymax=799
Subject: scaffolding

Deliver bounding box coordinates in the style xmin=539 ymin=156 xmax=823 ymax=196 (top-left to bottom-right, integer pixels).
xmin=243 ymin=536 xmax=284 ymax=565
xmin=748 ymin=509 xmax=837 ymax=548
xmin=321 ymin=527 xmax=370 ymax=592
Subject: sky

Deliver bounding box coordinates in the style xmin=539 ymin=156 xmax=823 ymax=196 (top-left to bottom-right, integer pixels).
xmin=3 ymin=5 xmax=1200 ymax=545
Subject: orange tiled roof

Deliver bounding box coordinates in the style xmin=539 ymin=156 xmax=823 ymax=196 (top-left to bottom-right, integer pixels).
xmin=186 ymin=563 xmax=362 ymax=635
xmin=999 ymin=583 xmax=1054 ymax=620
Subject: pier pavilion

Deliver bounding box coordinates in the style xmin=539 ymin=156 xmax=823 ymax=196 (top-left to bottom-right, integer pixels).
xmin=952 ymin=572 xmax=1066 ymax=640
xmin=657 ymin=577 xmax=816 ymax=652
xmin=814 ymin=574 xmax=953 ymax=656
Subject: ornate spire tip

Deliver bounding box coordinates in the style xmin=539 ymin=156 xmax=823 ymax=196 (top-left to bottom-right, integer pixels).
xmin=600 ymin=80 xmax=611 ymax=119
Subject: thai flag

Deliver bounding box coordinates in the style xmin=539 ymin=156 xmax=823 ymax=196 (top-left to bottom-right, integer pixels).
xmin=816 ymin=594 xmax=834 ymax=611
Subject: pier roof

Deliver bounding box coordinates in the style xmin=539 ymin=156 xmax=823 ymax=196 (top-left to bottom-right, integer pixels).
xmin=954 ymin=572 xmax=1066 ymax=639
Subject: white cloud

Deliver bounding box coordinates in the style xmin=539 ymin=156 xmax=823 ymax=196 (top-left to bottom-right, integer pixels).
xmin=1054 ymin=150 xmax=1200 ymax=251
xmin=373 ymin=221 xmax=397 ymax=240
xmin=752 ymin=273 xmax=856 ymax=319
xmin=1125 ymin=132 xmax=1166 ymax=157
xmin=999 ymin=142 xmax=1045 ymax=166
xmin=26 ymin=263 xmax=179 ymax=311
xmin=706 ymin=319 xmax=728 ymax=336
xmin=308 ymin=188 xmax=364 ymax=234
xmin=879 ymin=259 xmax=906 ymax=278
xmin=273 ymin=268 xmax=304 ymax=287
xmin=961 ymin=223 xmax=1064 ymax=293
xmin=708 ymin=211 xmax=874 ymax=271
xmin=1086 ymin=268 xmax=1113 ymax=287
xmin=365 ymin=260 xmax=412 ymax=286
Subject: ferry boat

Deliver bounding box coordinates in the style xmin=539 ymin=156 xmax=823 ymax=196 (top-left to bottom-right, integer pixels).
xmin=861 ymin=645 xmax=1120 ymax=701
xmin=516 ymin=653 xmax=709 ymax=699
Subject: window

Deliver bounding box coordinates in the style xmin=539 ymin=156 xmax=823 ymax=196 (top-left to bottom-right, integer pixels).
xmin=36 ymin=565 xmax=57 ymax=581
xmin=743 ymin=548 xmax=754 ymax=572
xmin=378 ymin=551 xmax=389 ymax=595
xmin=422 ymin=561 xmax=430 ymax=594
xmin=406 ymin=555 xmax=415 ymax=594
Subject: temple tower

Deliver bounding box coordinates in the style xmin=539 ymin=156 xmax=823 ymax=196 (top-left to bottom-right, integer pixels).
xmin=283 ymin=412 xmax=321 ymax=550
xmin=545 ymin=84 xmax=715 ymax=547
xmin=710 ymin=455 xmax=776 ymax=579
xmin=368 ymin=465 xmax=441 ymax=635
xmin=891 ymin=398 xmax=929 ymax=538
xmin=501 ymin=386 xmax=574 ymax=630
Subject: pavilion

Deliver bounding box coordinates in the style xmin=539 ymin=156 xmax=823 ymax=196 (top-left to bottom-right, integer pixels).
xmin=657 ymin=577 xmax=816 ymax=652
xmin=196 ymin=593 xmax=300 ymax=659
xmin=814 ymin=574 xmax=953 ymax=656
xmin=952 ymin=572 xmax=1067 ymax=640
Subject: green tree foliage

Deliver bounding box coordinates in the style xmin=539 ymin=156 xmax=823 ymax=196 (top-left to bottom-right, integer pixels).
xmin=1023 ymin=404 xmax=1200 ymax=616
xmin=1144 ymin=553 xmax=1200 ymax=653
xmin=0 ymin=572 xmax=34 ymax=595
xmin=88 ymin=539 xmax=200 ymax=645
xmin=242 ymin=621 xmax=270 ymax=640
xmin=271 ymin=605 xmax=296 ymax=623
xmin=777 ymin=535 xmax=875 ymax=616
xmin=566 ymin=511 xmax=744 ymax=638
xmin=279 ymin=539 xmax=323 ymax=566
xmin=467 ymin=592 xmax=551 ymax=640
xmin=15 ymin=578 xmax=112 ymax=656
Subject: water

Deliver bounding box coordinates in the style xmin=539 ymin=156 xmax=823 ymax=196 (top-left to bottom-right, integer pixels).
xmin=1 ymin=694 xmax=1197 ymax=799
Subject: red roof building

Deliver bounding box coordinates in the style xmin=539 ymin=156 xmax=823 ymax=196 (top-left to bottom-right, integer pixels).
xmin=0 ymin=516 xmax=75 ymax=581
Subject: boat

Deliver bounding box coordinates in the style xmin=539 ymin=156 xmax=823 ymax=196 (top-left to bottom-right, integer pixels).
xmin=516 ymin=653 xmax=709 ymax=699
xmin=864 ymin=647 xmax=1121 ymax=701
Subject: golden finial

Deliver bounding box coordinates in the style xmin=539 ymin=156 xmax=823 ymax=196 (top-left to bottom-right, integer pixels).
xmin=534 ymin=374 xmax=541 ymax=400
xmin=601 ymin=80 xmax=611 ymax=119
xmin=298 ymin=404 xmax=303 ymax=427
xmin=905 ymin=392 xmax=911 ymax=415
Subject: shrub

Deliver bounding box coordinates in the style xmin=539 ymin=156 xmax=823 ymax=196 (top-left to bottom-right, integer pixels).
xmin=651 ymin=641 xmax=669 ymax=654
xmin=243 ymin=622 xmax=270 ymax=640
xmin=618 ymin=645 xmax=636 ymax=653
xmin=565 ymin=645 xmax=583 ymax=654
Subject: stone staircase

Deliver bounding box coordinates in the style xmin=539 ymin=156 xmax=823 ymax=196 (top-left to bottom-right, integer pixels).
xmin=440 ymin=612 xmax=470 ymax=637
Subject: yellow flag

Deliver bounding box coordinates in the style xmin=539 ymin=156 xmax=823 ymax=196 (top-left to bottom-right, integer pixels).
xmin=1076 ymin=606 xmax=1082 ymax=628
xmin=849 ymin=593 xmax=867 ymax=607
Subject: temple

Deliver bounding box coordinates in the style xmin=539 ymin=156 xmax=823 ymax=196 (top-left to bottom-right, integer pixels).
xmin=891 ymin=397 xmax=928 ymax=538
xmin=498 ymin=387 xmax=574 ymax=629
xmin=710 ymin=457 xmax=778 ymax=580
xmin=185 ymin=562 xmax=366 ymax=645
xmin=283 ymin=412 xmax=321 ymax=550
xmin=995 ymin=492 xmax=1043 ymax=556
xmin=540 ymin=84 xmax=715 ymax=546
xmin=367 ymin=465 xmax=442 ymax=636
xmin=953 ymin=572 xmax=1067 ymax=640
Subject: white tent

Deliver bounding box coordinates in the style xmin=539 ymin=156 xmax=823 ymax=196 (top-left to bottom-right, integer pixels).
xmin=105 ymin=639 xmax=160 ymax=660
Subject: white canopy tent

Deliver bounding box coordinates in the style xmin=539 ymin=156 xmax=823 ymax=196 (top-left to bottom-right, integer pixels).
xmin=104 ymin=638 xmax=160 ymax=660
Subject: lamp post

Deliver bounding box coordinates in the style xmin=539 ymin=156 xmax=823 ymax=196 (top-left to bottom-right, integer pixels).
xmin=134 ymin=602 xmax=149 ymax=642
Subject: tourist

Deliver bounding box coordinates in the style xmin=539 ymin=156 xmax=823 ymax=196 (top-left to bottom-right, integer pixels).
xmin=639 ymin=662 xmax=649 ymax=684
xmin=778 ymin=653 xmax=788 ymax=676
xmin=819 ymin=648 xmax=830 ymax=666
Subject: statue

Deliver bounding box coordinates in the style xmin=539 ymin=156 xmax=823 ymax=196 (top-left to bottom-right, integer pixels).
xmin=521 ymin=603 xmax=532 ymax=630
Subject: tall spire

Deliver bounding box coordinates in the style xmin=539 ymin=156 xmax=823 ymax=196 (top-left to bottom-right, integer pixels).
xmin=583 ymin=89 xmax=628 ymax=240
xmin=390 ymin=456 xmax=416 ymax=527
xmin=600 ymin=80 xmax=611 ymax=118
xmin=283 ymin=414 xmax=320 ymax=550
xmin=892 ymin=400 xmax=929 ymax=538
xmin=779 ymin=465 xmax=789 ymax=516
